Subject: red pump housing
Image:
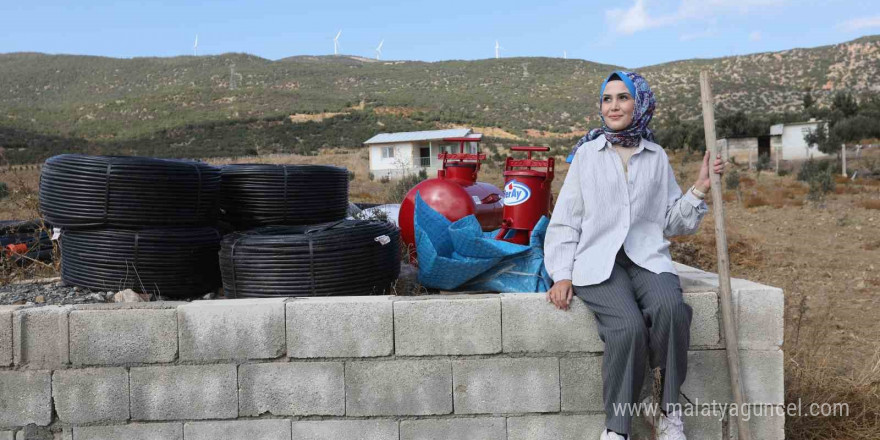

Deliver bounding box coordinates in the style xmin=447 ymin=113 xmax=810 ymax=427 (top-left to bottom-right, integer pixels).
xmin=398 ymin=136 xmax=504 ymax=263
xmin=495 ymin=146 xmax=555 ymax=245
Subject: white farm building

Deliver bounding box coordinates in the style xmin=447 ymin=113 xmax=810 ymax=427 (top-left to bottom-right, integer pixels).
xmin=363 ymin=128 xmax=482 ymax=179
xmin=770 ymin=120 xmax=828 ymax=160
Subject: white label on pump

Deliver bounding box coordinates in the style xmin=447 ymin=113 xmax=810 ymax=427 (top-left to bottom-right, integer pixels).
xmin=503 ymin=179 xmax=532 ymax=206
xmin=51 ymin=227 xmax=61 ymax=241
xmin=472 ymin=195 xmax=481 ymax=205
xmin=374 ymin=235 xmax=391 ymax=245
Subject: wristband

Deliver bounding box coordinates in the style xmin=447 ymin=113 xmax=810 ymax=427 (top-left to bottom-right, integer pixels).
xmin=690 ymin=185 xmax=706 ymax=199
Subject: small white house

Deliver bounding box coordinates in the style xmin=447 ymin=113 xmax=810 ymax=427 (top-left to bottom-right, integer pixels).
xmin=770 ymin=120 xmax=828 ymax=160
xmin=363 ymin=128 xmax=482 ymax=179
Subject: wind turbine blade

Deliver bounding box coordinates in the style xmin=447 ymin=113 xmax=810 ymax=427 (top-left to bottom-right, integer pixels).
xmin=335 ymin=30 xmax=342 ymax=40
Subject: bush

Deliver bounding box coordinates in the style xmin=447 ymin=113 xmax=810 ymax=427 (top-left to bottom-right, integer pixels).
xmin=368 ymin=172 xmax=375 ymax=181
xmin=797 ymin=158 xmax=835 ymax=183
xmin=347 ymin=170 xmax=356 ymax=181
xmin=379 ymin=175 xmax=390 ymax=184
xmin=725 ymin=169 xmax=741 ymax=192
xmin=807 ymin=166 xmax=835 ymax=202
xmin=387 ymin=172 xmax=427 ymax=204
xmin=777 ymin=168 xmax=791 ymax=177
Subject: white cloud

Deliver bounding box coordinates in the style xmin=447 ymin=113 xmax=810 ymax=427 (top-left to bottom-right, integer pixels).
xmin=749 ymin=30 xmax=762 ymax=41
xmin=838 ymin=15 xmax=880 ymax=32
xmin=606 ymin=0 xmax=786 ymax=34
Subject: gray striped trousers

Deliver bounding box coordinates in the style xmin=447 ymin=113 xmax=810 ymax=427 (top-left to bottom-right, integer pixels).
xmin=573 ymin=246 xmax=692 ymax=435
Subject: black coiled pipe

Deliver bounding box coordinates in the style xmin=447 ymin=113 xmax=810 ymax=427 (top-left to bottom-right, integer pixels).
xmin=220 ymin=164 xmax=349 ymax=229
xmin=60 ymin=227 xmax=221 ymax=298
xmin=220 ymin=220 xmax=400 ymax=297
xmin=40 ymin=154 xmax=221 ymax=228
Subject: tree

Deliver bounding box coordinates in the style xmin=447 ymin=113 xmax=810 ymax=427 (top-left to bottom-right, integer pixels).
xmin=802 ymin=90 xmax=815 ymax=112
xmin=831 ymin=92 xmax=858 ymax=119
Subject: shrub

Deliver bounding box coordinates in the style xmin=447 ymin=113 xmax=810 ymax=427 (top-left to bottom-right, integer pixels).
xmin=725 ymin=169 xmax=741 ymax=191
xmin=379 ymin=175 xmax=390 ymax=184
xmin=368 ymin=172 xmax=375 ymax=181
xmin=387 ymin=171 xmax=426 ymax=204
xmin=347 ymin=170 xmax=356 ymax=181
xmin=807 ymin=166 xmax=835 ymax=202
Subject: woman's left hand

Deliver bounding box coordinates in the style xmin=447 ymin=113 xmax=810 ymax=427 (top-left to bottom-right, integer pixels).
xmin=694 ymin=150 xmax=725 ymax=193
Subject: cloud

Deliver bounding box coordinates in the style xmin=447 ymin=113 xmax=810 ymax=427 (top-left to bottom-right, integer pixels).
xmin=749 ymin=30 xmax=762 ymax=41
xmin=606 ymin=0 xmax=786 ymax=34
xmin=837 ymin=15 xmax=880 ymax=32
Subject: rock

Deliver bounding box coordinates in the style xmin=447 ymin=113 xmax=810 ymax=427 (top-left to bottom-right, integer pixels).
xmin=34 ymin=295 xmax=45 ymax=303
xmin=112 ymin=289 xmax=147 ymax=303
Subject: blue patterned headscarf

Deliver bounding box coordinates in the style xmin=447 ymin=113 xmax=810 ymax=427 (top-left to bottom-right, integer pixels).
xmin=566 ymin=70 xmax=656 ymax=163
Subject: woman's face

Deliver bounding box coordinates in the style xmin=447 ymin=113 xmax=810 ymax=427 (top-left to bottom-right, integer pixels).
xmin=601 ymin=80 xmax=634 ymax=131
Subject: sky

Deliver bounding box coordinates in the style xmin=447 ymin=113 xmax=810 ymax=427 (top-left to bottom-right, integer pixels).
xmin=2 ymin=0 xmax=879 ymax=67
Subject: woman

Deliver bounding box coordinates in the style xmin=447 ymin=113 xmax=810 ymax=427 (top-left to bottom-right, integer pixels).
xmin=543 ymin=71 xmax=724 ymax=440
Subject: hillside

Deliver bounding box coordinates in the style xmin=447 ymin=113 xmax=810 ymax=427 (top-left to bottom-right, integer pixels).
xmin=0 ymin=35 xmax=878 ymax=163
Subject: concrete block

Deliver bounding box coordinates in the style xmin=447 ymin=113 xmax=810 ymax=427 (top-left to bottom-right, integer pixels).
xmin=0 ymin=371 xmax=52 ymax=427
xmin=728 ymin=405 xmax=785 ymax=440
xmin=130 ymin=364 xmax=237 ymax=421
xmin=346 ymin=359 xmax=452 ymax=416
xmin=0 ymin=306 xmax=18 ymax=366
xmin=732 ymin=287 xmax=784 ymax=349
xmin=453 ymin=357 xmax=560 ymax=414
xmin=290 ymin=420 xmax=398 ymax=440
xmin=69 ymin=309 xmax=176 ymax=366
xmin=178 ymin=299 xmax=285 ymax=361
xmin=394 ymin=297 xmax=501 ymax=355
xmin=684 ymin=291 xmax=721 ymax=347
xmin=287 ymin=296 xmax=393 ymax=358
xmin=13 ymin=306 xmax=70 ymax=369
xmin=501 ymin=293 xmax=604 ymax=353
xmin=238 ymin=362 xmax=344 ymax=416
xmin=560 ymin=355 xmax=604 ymax=412
xmin=0 ymin=432 xmax=12 ymax=440
xmin=184 ymin=420 xmax=291 ymax=440
xmin=52 ymin=368 xmax=129 ymax=424
xmin=506 ymin=414 xmax=606 ymax=440
xmin=73 ymin=423 xmax=183 ymax=440
xmin=400 ymin=417 xmax=505 ymax=440
xmin=630 ymin=403 xmax=724 ymax=440
xmin=683 ymin=349 xmax=784 ymax=405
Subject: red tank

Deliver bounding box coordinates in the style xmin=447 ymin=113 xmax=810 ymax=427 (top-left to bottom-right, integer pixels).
xmin=495 ymin=146 xmax=555 ymax=245
xmin=399 ymin=136 xmax=503 ymax=264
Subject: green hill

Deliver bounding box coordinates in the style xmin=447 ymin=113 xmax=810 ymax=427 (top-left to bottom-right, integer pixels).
xmin=0 ymin=35 xmax=878 ymax=163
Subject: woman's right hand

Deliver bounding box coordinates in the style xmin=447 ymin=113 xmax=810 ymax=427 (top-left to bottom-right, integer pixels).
xmin=547 ymin=279 xmax=574 ymax=311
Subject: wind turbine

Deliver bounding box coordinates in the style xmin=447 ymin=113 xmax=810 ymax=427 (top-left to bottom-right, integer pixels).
xmin=375 ymin=39 xmax=384 ymax=60
xmin=333 ymin=30 xmax=342 ymax=55
xmin=495 ymin=40 xmax=502 ymax=59
xmin=193 ymin=34 xmax=199 ymax=56
xmin=563 ymin=50 xmax=567 ymax=59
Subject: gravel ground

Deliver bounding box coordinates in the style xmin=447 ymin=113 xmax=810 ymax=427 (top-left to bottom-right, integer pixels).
xmin=0 ymin=278 xmax=219 ymax=306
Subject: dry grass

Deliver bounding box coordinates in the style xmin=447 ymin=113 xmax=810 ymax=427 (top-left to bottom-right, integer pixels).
xmin=669 ymin=225 xmax=763 ymax=273
xmin=859 ymin=199 xmax=880 ymax=210
xmin=742 ymin=192 xmax=769 ymax=208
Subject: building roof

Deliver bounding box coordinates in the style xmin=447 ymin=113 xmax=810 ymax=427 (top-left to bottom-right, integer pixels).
xmin=363 ymin=128 xmax=475 ymax=145
xmin=770 ymin=120 xmax=823 ymax=135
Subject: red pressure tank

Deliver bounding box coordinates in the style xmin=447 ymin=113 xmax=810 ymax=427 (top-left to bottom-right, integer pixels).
xmin=495 ymin=146 xmax=555 ymax=245
xmin=399 ymin=136 xmax=504 ymax=263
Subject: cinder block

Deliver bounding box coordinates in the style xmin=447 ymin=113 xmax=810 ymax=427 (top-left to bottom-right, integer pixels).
xmin=0 ymin=371 xmax=52 ymax=427
xmin=184 ymin=420 xmax=291 ymax=440
xmin=501 ymin=293 xmax=604 ymax=353
xmin=345 ymin=359 xmax=452 ymax=416
xmin=506 ymin=415 xmax=606 ymax=440
xmin=560 ymin=355 xmax=604 ymax=412
xmin=453 ymin=357 xmax=560 ymax=414
xmin=0 ymin=432 xmax=12 ymax=440
xmin=287 ymin=296 xmax=393 ymax=358
xmin=69 ymin=309 xmax=177 ymax=365
xmin=728 ymin=405 xmax=785 ymax=440
xmin=684 ymin=291 xmax=721 ymax=347
xmin=52 ymin=368 xmax=129 ymax=424
xmin=13 ymin=306 xmax=70 ymax=368
xmin=178 ymin=299 xmax=285 ymax=361
xmin=130 ymin=364 xmax=237 ymax=421
xmin=683 ymin=349 xmax=784 ymax=405
xmin=238 ymin=362 xmax=344 ymax=416
xmin=400 ymin=417 xmax=505 ymax=440
xmin=290 ymin=420 xmax=398 ymax=440
xmin=73 ymin=423 xmax=183 ymax=440
xmin=0 ymin=306 xmax=18 ymax=366
xmin=394 ymin=296 xmax=501 ymax=355
xmin=732 ymin=287 xmax=784 ymax=349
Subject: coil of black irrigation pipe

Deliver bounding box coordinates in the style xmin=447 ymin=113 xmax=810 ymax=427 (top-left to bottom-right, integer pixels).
xmin=39 ymin=154 xmax=221 ymax=228
xmin=60 ymin=227 xmax=222 ymax=298
xmin=220 ymin=220 xmax=400 ymax=297
xmin=220 ymin=164 xmax=349 ymax=229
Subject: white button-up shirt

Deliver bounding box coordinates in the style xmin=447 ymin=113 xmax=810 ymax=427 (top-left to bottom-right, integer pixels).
xmin=544 ymin=135 xmax=708 ymax=286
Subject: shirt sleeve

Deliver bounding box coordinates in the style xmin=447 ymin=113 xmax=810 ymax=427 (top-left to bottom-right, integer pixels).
xmin=544 ymin=149 xmax=585 ymax=283
xmin=662 ymin=160 xmax=709 ymax=237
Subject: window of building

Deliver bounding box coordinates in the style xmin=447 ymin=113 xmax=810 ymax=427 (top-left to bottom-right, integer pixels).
xmin=381 ymin=146 xmax=394 ymax=159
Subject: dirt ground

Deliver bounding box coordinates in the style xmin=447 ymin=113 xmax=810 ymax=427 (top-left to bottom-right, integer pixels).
xmin=1 ymin=147 xmax=877 ymax=373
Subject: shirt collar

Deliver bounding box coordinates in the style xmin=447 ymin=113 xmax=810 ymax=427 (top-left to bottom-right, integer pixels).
xmin=595 ymin=135 xmax=658 ymax=152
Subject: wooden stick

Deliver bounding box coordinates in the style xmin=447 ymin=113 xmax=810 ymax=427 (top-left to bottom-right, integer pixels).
xmin=699 ymin=70 xmax=752 ymax=440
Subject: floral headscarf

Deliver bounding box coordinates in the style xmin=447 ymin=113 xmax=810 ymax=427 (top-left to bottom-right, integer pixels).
xmin=566 ymin=70 xmax=656 ymax=163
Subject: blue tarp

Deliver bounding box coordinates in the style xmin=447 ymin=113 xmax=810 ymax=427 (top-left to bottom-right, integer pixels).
xmin=413 ymin=193 xmax=552 ymax=292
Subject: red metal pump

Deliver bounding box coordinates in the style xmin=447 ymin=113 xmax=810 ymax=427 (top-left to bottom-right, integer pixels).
xmin=398 ymin=136 xmax=504 ymax=263
xmin=495 ymin=146 xmax=555 ymax=245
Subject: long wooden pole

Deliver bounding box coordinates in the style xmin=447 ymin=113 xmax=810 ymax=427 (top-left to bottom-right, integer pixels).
xmin=699 ymin=71 xmax=752 ymax=440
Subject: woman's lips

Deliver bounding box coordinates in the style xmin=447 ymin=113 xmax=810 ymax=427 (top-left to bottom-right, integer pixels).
xmin=608 ymin=115 xmax=623 ymax=120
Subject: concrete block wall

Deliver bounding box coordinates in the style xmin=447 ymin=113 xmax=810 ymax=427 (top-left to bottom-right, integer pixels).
xmin=0 ymin=263 xmax=785 ymax=440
